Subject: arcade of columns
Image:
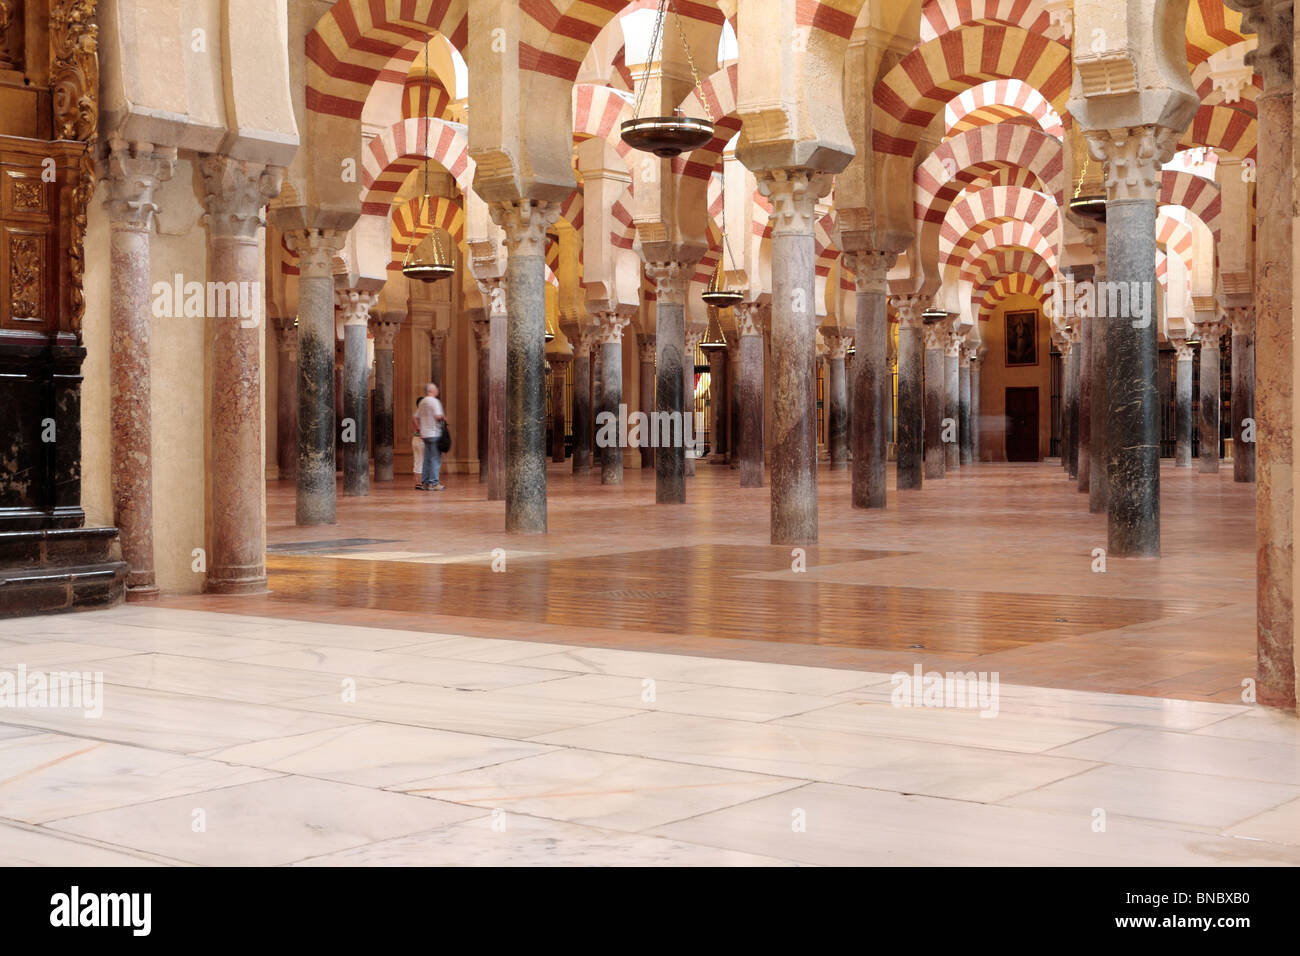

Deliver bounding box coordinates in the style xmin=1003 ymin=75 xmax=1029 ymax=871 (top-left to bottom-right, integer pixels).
xmin=94 ymin=1 xmax=1294 ymax=712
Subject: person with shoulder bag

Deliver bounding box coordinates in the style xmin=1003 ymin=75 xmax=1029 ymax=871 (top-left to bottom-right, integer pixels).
xmin=412 ymin=383 xmax=446 ymax=491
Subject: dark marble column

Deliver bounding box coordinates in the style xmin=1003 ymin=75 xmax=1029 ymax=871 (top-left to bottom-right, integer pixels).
xmin=1077 ymin=315 xmax=1092 ymax=492
xmin=757 ymin=168 xmax=832 ymax=544
xmin=285 ymin=228 xmax=346 ymax=526
xmin=473 ymin=317 xmax=490 ymax=484
xmin=1227 ymin=306 xmax=1255 ymax=483
xmin=273 ymin=317 xmax=299 ymax=482
xmin=708 ymin=346 xmax=729 ymax=463
xmin=476 ymin=279 xmax=509 ymax=501
xmin=103 ymin=139 xmax=174 ymax=598
xmin=638 ymin=334 xmax=656 ymax=470
xmin=1066 ymin=335 xmax=1080 ymax=479
xmin=592 ymin=344 xmax=604 ymax=470
xmin=736 ymin=303 xmax=766 ymax=488
xmin=1087 ymin=127 xmax=1170 ymax=556
xmin=823 ymin=334 xmax=850 ymax=470
xmin=944 ymin=331 xmax=960 ymax=470
xmin=647 ymin=262 xmax=693 ymax=503
xmin=337 ymin=289 xmax=378 ymax=497
xmin=1199 ymin=321 xmax=1227 ymax=474
xmin=550 ymin=354 xmax=570 ymax=463
xmin=370 ymin=314 xmax=402 ymax=482
xmin=1173 ymin=339 xmax=1195 ymax=467
xmin=923 ymin=322 xmax=946 ymax=480
xmin=959 ymin=349 xmax=972 ymax=466
xmin=199 ymin=154 xmax=283 ymax=592
xmin=893 ymin=297 xmax=926 ymax=490
xmin=571 ymin=328 xmax=594 ymax=474
xmin=683 ymin=329 xmax=702 ymax=476
xmin=727 ymin=340 xmax=742 ymax=470
xmin=491 ymin=201 xmax=562 ymax=534
xmin=595 ymin=312 xmax=629 ymax=484
xmin=969 ymin=349 xmax=982 ymax=463
xmin=1089 ymin=245 xmax=1110 ymax=514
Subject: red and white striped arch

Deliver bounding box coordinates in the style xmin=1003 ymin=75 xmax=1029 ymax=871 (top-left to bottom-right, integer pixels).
xmin=946 ymin=80 xmax=1066 ymax=139
xmin=939 ymin=186 xmax=1061 ymax=268
xmin=1155 ymin=212 xmax=1195 ymax=276
xmin=1178 ymin=103 xmax=1257 ymax=160
xmin=960 ymin=221 xmax=1057 ymax=281
xmin=389 ymin=195 xmax=467 ymax=268
xmin=675 ymin=63 xmax=742 ymax=182
xmin=920 ymin=0 xmax=1052 ymax=40
xmin=1186 ymin=0 xmax=1251 ymax=69
xmin=361 ymin=118 xmax=472 ymax=217
xmin=1159 ymin=169 xmax=1221 ymax=243
xmin=873 ymin=25 xmax=1072 ymax=159
xmin=977 ymin=272 xmax=1050 ymax=324
xmin=915 ymin=123 xmax=1065 ymax=225
xmin=969 ymin=248 xmax=1054 ymax=303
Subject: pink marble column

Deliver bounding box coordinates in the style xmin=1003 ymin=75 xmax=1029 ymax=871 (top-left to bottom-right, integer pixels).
xmin=726 ymin=339 xmax=741 ymax=470
xmin=103 ymin=139 xmax=176 ymax=600
xmin=707 ymin=346 xmax=729 ymax=463
xmin=198 ymin=154 xmax=283 ymax=594
xmin=476 ymin=278 xmax=509 ymax=502
xmin=735 ymin=304 xmax=766 ymax=488
xmin=1226 ymin=306 xmax=1255 ymax=483
xmin=472 ymin=316 xmax=491 ymax=484
xmin=272 ymin=316 xmax=299 ymax=482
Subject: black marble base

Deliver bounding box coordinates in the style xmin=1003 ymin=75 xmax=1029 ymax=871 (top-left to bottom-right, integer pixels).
xmin=0 ymin=527 xmax=127 ymax=617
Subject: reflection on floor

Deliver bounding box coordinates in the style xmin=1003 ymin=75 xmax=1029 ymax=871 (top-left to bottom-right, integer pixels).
xmin=0 ymin=607 xmax=1297 ymax=866
xmin=170 ymin=462 xmax=1256 ymax=702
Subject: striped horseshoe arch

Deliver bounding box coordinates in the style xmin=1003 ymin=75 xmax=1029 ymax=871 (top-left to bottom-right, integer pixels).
xmin=361 ymin=117 xmax=473 ymax=217
xmin=1159 ymin=170 xmax=1222 ymax=243
xmin=946 ymin=79 xmax=1067 ymax=139
xmin=920 ymin=0 xmax=1054 ymax=41
xmin=977 ymin=271 xmax=1050 ymax=324
xmin=939 ymin=186 xmax=1061 ymax=269
xmin=915 ymin=124 xmax=1066 ymax=225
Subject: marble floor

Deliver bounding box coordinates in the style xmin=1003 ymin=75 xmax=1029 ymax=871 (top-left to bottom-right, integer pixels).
xmin=1 ymin=605 xmax=1297 ymax=866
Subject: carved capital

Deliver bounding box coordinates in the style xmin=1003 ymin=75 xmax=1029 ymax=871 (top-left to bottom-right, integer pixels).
xmin=842 ymin=250 xmax=896 ymax=295
xmin=593 ymin=311 xmax=630 ymax=345
xmin=490 ymin=200 xmax=561 ymax=258
xmin=645 ymin=261 xmax=693 ymax=305
xmin=1197 ymin=321 xmax=1230 ymax=346
xmin=1226 ymin=0 xmax=1293 ymax=89
xmin=1226 ymin=305 xmax=1255 ymax=336
xmin=199 ymin=154 xmax=284 ymax=241
xmin=472 ymin=317 xmax=492 ymax=352
xmin=549 ymin=353 xmax=572 ymax=372
xmin=891 ymin=295 xmax=930 ymax=329
xmin=335 ymin=289 xmax=379 ymax=328
xmin=684 ymin=328 xmax=705 ymax=352
xmin=823 ymin=334 xmax=852 ymax=360
xmin=476 ymin=277 xmax=508 ymax=318
xmin=638 ymin=334 xmax=657 ymax=364
xmin=1085 ymin=126 xmax=1180 ymax=202
xmin=944 ymin=329 xmax=965 ymax=357
xmin=734 ymin=302 xmax=765 ymax=337
xmin=102 ymin=138 xmax=177 ymax=230
xmin=1172 ymin=339 xmax=1196 ymax=361
xmin=922 ymin=323 xmax=948 ymax=350
xmin=284 ymin=229 xmax=347 ymax=279
xmin=755 ymin=167 xmax=834 ymax=237
xmin=370 ymin=314 xmax=403 ymax=351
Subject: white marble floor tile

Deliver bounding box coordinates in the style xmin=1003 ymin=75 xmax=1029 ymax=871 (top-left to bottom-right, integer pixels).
xmin=1047 ymin=727 xmax=1300 ymax=786
xmin=533 ymin=711 xmax=1098 ymax=802
xmin=229 ymin=622 xmax=448 ymax=650
xmin=205 ymin=722 xmax=554 ymax=788
xmin=39 ymin=627 xmax=309 ymax=661
xmin=389 ymin=636 xmax=582 ymax=663
xmin=282 ymin=682 xmax=639 ymax=739
xmin=239 ymin=645 xmax=570 ymax=691
xmin=1224 ymin=797 xmax=1300 ymax=846
xmin=49 ymin=775 xmax=485 ymax=866
xmin=998 ymin=764 xmax=1300 ymax=829
xmin=1193 ymin=708 xmax=1300 ymax=745
xmin=0 ymin=642 xmax=141 ymax=669
xmin=773 ymin=699 xmax=1113 ymax=753
xmin=651 ymin=782 xmax=1300 ymax=866
xmin=0 ymin=823 xmax=169 ymax=866
xmin=0 ymin=733 xmax=279 ymax=823
xmin=292 ymin=814 xmax=797 ymax=866
xmin=91 ymin=653 xmax=394 ymax=704
xmin=394 ymin=748 xmax=803 ymax=832
xmin=503 ymin=673 xmax=697 ymax=703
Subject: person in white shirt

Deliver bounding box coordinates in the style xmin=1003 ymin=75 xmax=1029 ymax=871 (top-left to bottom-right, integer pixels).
xmin=412 ymin=383 xmax=446 ymax=491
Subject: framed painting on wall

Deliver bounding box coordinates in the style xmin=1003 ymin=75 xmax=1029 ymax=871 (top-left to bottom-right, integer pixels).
xmin=1005 ymin=310 xmax=1038 ymax=367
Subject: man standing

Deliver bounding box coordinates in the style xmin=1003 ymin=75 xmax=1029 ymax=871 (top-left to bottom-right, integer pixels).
xmin=413 ymin=383 xmax=446 ymax=491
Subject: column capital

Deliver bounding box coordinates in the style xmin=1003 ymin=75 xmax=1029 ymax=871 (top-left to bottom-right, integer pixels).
xmin=944 ymin=327 xmax=966 ymax=357
xmin=476 ymin=277 xmax=508 ymax=318
xmin=198 ymin=154 xmax=284 ymax=241
xmin=575 ymin=325 xmax=600 ymax=355
xmin=430 ymin=328 xmax=449 ymax=347
xmin=273 ymin=319 xmax=298 ymax=357
xmin=490 ymin=200 xmax=561 ymax=258
xmin=284 ymin=228 xmax=347 ymax=279
xmin=822 ymin=334 xmax=852 ymax=359
xmin=1225 ymin=0 xmax=1293 ymax=89
xmin=755 ymin=167 xmax=834 ymax=236
xmin=548 ymin=353 xmax=572 ymax=371
xmin=734 ymin=302 xmax=765 ymax=337
xmin=369 ymin=312 xmax=404 ymax=351
xmin=1224 ymin=305 xmax=1255 ymax=335
xmin=684 ymin=328 xmax=705 ymax=352
xmin=102 ymin=137 xmax=177 ymax=230
xmin=593 ymin=311 xmax=631 ymax=344
xmin=1084 ymin=126 xmax=1180 ymax=202
xmin=922 ymin=323 xmax=947 ymax=350
xmin=645 ymin=261 xmax=693 ymax=305
xmin=471 ymin=316 xmax=492 ymax=351
xmin=1172 ymin=339 xmax=1196 ymax=361
xmin=637 ymin=333 xmax=657 ymax=364
xmin=335 ymin=289 xmax=379 ymax=327
xmin=891 ymin=295 xmax=930 ymax=329
xmin=841 ymin=250 xmax=896 ymax=295
xmin=1197 ymin=321 xmax=1230 ymax=345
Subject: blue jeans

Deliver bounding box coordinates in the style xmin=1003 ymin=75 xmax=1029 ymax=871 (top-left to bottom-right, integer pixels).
xmin=421 ymin=437 xmax=442 ymax=486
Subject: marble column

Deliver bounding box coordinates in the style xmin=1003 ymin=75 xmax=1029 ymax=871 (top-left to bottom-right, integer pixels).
xmin=273 ymin=317 xmax=299 ymax=482
xmin=1198 ymin=322 xmax=1227 ymax=473
xmin=736 ymin=304 xmax=766 ymax=488
xmin=1066 ymin=335 xmax=1081 ymax=479
xmin=1088 ymin=239 xmax=1110 ymax=514
xmin=923 ymin=322 xmax=947 ymax=480
xmin=969 ymin=349 xmax=982 ymax=464
xmin=708 ymin=346 xmax=729 ymax=463
xmin=429 ymin=330 xmax=448 ymax=390
xmin=647 ymin=262 xmax=692 ymax=503
xmin=1227 ymin=306 xmax=1256 ymax=483
xmin=1077 ymin=314 xmax=1093 ymax=492
xmin=595 ymin=312 xmax=629 ymax=484
xmin=284 ymin=228 xmax=346 ymax=526
xmin=944 ymin=330 xmax=961 ymax=470
xmin=476 ymin=278 xmax=510 ymax=501
xmin=472 ymin=317 xmax=491 ymax=484
xmin=103 ymin=139 xmax=175 ymax=599
xmin=893 ymin=297 xmax=927 ymax=490
xmin=758 ymin=168 xmax=833 ymax=544
xmin=637 ymin=335 xmax=656 ymax=470
xmin=370 ymin=314 xmax=402 ymax=482
xmin=550 ymin=354 xmax=570 ymax=463
xmin=959 ymin=349 xmax=972 ymax=466
xmin=823 ymin=334 xmax=850 ymax=470
xmin=592 ymin=343 xmax=604 ymax=470
xmin=727 ymin=340 xmax=742 ymax=470
xmin=1087 ymin=127 xmax=1171 ymax=556
xmin=683 ymin=329 xmax=703 ymax=476
xmin=337 ymin=289 xmax=378 ymax=497
xmin=199 ymin=154 xmax=283 ymax=592
xmin=572 ymin=328 xmax=594 ymax=475
xmin=1173 ymin=339 xmax=1195 ymax=467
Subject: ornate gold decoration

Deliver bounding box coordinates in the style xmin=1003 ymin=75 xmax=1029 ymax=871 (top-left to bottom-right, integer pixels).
xmin=50 ymin=0 xmax=100 ymax=334
xmin=10 ymin=236 xmax=42 ymax=319
xmin=13 ymin=180 xmax=43 ymax=212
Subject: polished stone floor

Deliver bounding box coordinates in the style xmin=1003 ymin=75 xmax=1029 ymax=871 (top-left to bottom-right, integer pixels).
xmin=0 ymin=605 xmax=1297 ymax=866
